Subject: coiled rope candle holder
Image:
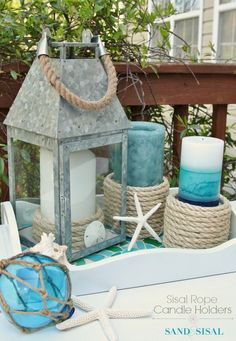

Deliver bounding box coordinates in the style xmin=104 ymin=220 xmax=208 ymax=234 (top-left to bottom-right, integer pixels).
xmin=104 ymin=174 xmax=169 ymax=238
xmin=32 ymin=207 xmax=104 ymax=251
xmin=163 ymin=193 xmax=231 ymax=249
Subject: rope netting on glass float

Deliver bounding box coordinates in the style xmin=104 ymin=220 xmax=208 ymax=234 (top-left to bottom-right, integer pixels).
xmin=0 ymin=252 xmax=73 ymax=333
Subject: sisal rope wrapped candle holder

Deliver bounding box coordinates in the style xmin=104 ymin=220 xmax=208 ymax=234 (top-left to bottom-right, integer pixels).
xmin=32 ymin=207 xmax=104 ymax=251
xmin=104 ymin=173 xmax=169 ymax=238
xmin=163 ymin=193 xmax=231 ymax=249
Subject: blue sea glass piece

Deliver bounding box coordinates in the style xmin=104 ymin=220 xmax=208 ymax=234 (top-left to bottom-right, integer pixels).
xmin=178 ymin=166 xmax=221 ymax=206
xmin=0 ymin=253 xmax=72 ymax=331
xmin=110 ymin=122 xmax=165 ymax=187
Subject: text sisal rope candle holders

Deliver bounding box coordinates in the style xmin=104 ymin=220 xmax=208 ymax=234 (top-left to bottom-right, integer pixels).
xmin=104 ymin=174 xmax=169 ymax=238
xmin=163 ymin=193 xmax=231 ymax=249
xmin=32 ymin=207 xmax=104 ymax=251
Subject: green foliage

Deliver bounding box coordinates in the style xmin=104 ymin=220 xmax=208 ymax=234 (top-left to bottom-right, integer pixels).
xmin=0 ymin=0 xmax=235 ymax=200
xmin=0 ymin=0 xmax=173 ymax=65
xmin=0 ymin=143 xmax=9 ymax=198
xmin=13 ymin=140 xmax=40 ymax=199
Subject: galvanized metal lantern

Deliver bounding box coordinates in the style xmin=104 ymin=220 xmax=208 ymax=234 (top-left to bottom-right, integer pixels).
xmin=4 ymin=30 xmax=130 ymax=261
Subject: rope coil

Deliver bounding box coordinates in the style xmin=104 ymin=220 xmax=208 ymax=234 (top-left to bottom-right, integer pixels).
xmin=39 ymin=54 xmax=118 ymax=110
xmin=163 ymin=193 xmax=231 ymax=249
xmin=104 ymin=174 xmax=169 ymax=238
xmin=32 ymin=206 xmax=104 ymax=251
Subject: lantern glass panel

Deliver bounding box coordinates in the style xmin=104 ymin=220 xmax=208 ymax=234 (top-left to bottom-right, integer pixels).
xmin=12 ymin=140 xmax=41 ymax=234
xmin=67 ymin=142 xmax=125 ymax=259
xmin=9 ymin=137 xmax=126 ymax=260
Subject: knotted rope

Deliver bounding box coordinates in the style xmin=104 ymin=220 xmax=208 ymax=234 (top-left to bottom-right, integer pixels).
xmin=104 ymin=174 xmax=169 ymax=238
xmin=163 ymin=193 xmax=231 ymax=249
xmin=0 ymin=253 xmax=73 ymax=333
xmin=39 ymin=54 xmax=118 ymax=110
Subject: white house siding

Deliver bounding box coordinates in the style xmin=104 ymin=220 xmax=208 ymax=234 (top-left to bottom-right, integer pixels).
xmin=201 ymin=0 xmax=214 ymax=59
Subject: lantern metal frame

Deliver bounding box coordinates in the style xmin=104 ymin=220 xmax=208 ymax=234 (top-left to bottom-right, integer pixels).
xmin=5 ymin=39 xmax=130 ymax=261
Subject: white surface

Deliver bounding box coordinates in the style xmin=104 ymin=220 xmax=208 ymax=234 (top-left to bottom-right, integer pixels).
xmin=230 ymin=200 xmax=236 ymax=239
xmin=0 ymin=202 xmax=21 ymax=258
xmin=1 ymin=199 xmax=236 ymax=339
xmin=180 ymin=136 xmax=224 ymax=170
xmin=0 ymin=272 xmax=236 ymax=340
xmin=40 ymin=148 xmax=96 ymax=222
xmin=0 ymin=224 xmax=14 ymax=259
xmin=2 ymin=199 xmax=236 ymax=299
xmin=69 ymin=238 xmax=236 ymax=296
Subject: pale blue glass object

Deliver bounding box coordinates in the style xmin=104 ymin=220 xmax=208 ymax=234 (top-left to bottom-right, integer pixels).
xmin=0 ymin=253 xmax=72 ymax=331
xmin=111 ymin=122 xmax=165 ymax=187
xmin=178 ymin=166 xmax=222 ymax=206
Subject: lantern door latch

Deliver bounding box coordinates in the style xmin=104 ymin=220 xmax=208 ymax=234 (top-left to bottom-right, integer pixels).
xmin=37 ymin=28 xmax=107 ymax=59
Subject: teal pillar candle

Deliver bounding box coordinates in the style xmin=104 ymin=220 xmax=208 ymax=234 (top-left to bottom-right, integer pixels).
xmin=111 ymin=122 xmax=165 ymax=187
xmin=178 ymin=136 xmax=224 ymax=207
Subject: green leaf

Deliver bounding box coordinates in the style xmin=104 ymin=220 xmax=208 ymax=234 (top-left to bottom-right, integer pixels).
xmin=10 ymin=70 xmax=18 ymax=80
xmin=20 ymin=149 xmax=31 ymax=162
xmin=160 ymin=26 xmax=169 ymax=40
xmin=0 ymin=158 xmax=4 ymax=176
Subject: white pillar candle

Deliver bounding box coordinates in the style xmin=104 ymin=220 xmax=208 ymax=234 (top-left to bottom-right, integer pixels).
xmin=40 ymin=148 xmax=96 ymax=223
xmin=179 ymin=136 xmax=224 ymax=206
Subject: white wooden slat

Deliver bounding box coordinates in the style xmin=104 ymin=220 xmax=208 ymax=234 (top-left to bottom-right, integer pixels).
xmin=69 ymin=238 xmax=236 ymax=296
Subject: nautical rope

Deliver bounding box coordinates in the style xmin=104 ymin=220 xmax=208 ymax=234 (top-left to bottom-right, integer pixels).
xmin=104 ymin=174 xmax=169 ymax=238
xmin=39 ymin=54 xmax=118 ymax=110
xmin=163 ymin=193 xmax=231 ymax=249
xmin=32 ymin=206 xmax=104 ymax=250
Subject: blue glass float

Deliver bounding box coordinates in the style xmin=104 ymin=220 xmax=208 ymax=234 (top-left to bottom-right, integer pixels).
xmin=0 ymin=253 xmax=73 ymax=332
xmin=111 ymin=122 xmax=165 ymax=187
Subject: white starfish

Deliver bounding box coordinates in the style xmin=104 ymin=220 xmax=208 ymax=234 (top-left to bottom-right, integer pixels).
xmin=113 ymin=193 xmax=162 ymax=251
xmin=56 ymin=286 xmax=151 ymax=341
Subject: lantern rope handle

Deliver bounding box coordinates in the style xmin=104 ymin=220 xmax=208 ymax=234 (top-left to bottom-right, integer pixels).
xmin=39 ymin=53 xmax=118 ymax=110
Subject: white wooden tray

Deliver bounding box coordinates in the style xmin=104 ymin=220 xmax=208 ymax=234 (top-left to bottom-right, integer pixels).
xmin=1 ymin=200 xmax=236 ymax=340
xmin=1 ymin=199 xmax=236 ymax=297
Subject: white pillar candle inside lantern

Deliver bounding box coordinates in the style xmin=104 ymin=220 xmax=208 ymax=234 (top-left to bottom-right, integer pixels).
xmin=40 ymin=148 xmax=96 ymax=222
xmin=178 ymin=136 xmax=224 ymax=206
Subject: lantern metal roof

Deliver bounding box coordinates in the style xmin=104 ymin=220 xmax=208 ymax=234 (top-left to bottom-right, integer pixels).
xmin=4 ymin=57 xmax=130 ymax=139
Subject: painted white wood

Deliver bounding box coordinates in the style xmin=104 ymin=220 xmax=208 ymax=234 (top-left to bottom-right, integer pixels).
xmin=0 ymin=272 xmax=235 ymax=340
xmin=212 ymin=0 xmax=236 ymax=61
xmin=1 ymin=199 xmax=236 ymax=299
xmin=229 ymin=200 xmax=236 ymax=238
xmin=0 ymin=224 xmax=14 ymax=259
xmin=0 ymin=202 xmax=22 ymax=258
xmin=69 ymin=238 xmax=236 ymax=296
xmin=152 ymin=0 xmax=203 ymax=59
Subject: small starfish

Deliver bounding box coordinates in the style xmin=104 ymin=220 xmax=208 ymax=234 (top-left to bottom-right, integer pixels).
xmin=113 ymin=193 xmax=162 ymax=251
xmin=56 ymin=286 xmax=151 ymax=341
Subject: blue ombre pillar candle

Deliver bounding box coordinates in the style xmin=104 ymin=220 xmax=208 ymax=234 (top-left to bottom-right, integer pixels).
xmin=178 ymin=136 xmax=224 ymax=207
xmin=111 ymin=122 xmax=165 ymax=187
